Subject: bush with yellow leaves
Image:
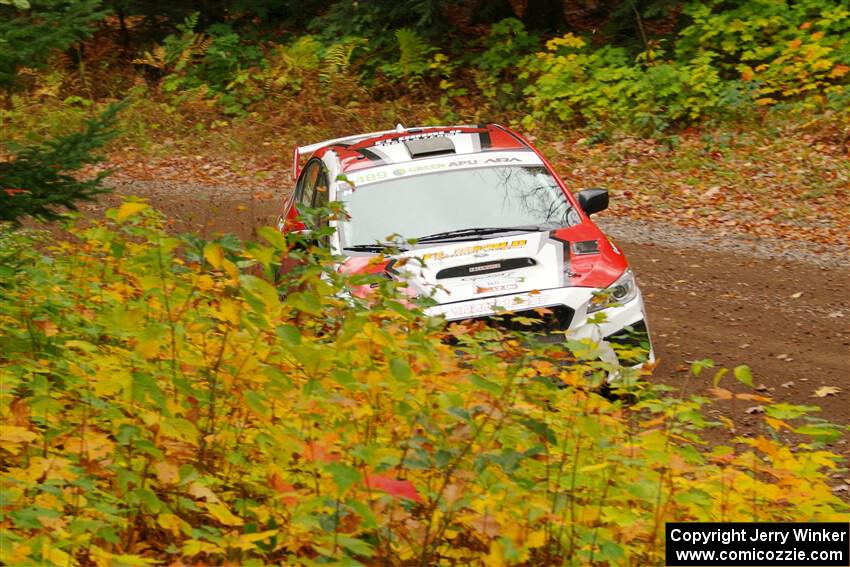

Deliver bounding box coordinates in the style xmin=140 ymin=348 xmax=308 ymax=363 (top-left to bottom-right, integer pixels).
xmin=0 ymin=203 xmax=846 ymax=565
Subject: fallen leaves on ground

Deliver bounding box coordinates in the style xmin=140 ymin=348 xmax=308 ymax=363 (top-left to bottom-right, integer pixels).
xmin=74 ymin=114 xmax=850 ymax=251
xmin=812 ymin=386 xmax=842 ymax=398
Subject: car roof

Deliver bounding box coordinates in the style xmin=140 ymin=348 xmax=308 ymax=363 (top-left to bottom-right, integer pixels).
xmin=302 ymin=124 xmax=534 ymax=174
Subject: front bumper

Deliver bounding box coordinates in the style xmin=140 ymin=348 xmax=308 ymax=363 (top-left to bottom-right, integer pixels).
xmin=427 ymin=286 xmax=654 ymax=366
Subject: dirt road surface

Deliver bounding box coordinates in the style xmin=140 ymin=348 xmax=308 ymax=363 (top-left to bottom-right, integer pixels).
xmin=86 ymin=180 xmax=849 ymax=480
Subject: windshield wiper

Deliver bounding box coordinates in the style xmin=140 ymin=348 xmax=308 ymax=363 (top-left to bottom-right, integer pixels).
xmin=415 ymin=225 xmax=549 ymax=243
xmin=344 ymin=243 xmax=409 ymax=253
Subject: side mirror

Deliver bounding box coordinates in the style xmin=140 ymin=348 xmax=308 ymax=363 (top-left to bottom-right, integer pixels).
xmin=576 ymin=188 xmax=609 ymax=216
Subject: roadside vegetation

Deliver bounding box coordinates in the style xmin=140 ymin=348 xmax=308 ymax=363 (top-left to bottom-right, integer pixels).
xmin=0 ymin=206 xmax=846 ymax=564
xmin=1 ymin=0 xmax=848 ymax=564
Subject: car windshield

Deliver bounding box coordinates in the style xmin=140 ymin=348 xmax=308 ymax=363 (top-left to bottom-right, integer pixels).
xmin=338 ymin=165 xmax=576 ymax=247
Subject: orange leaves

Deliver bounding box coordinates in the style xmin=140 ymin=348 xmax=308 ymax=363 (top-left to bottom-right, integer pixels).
xmin=303 ymin=438 xmax=341 ymax=463
xmin=709 ymin=387 xmax=733 ymax=400
xmin=32 ymin=318 xmax=59 ymax=337
xmin=829 ymin=64 xmax=849 ymax=78
xmin=268 ymin=472 xmax=298 ymax=505
xmin=364 ymin=473 xmax=422 ymax=503
xmin=8 ymin=398 xmax=30 ymax=427
xmin=153 ymin=460 xmax=181 ymax=485
xmin=764 ymin=416 xmax=793 ymax=432
xmin=64 ymin=427 xmax=115 ymax=461
xmin=710 ymin=387 xmax=771 ymax=403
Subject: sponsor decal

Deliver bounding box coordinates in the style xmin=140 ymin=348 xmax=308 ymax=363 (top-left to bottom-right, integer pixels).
xmin=475 ymin=283 xmax=518 ymax=294
xmin=374 ymin=130 xmax=462 ymax=146
xmin=401 ymin=162 xmax=447 ymax=175
xmin=422 ymin=239 xmax=527 ymax=262
xmin=385 ymin=158 xmax=522 ymax=179
xmin=469 ymin=262 xmax=501 ymax=273
xmin=466 ymin=273 xmax=524 ymax=295
xmin=448 ymin=294 xmax=551 ymax=317
xmin=346 ymin=152 xmax=541 ymax=186
xmin=462 ymin=272 xmax=523 ymax=284
xmin=348 ymin=171 xmax=389 ymax=186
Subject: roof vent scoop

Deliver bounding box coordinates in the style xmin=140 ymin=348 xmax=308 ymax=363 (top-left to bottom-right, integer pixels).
xmin=404 ymin=136 xmax=456 ymax=159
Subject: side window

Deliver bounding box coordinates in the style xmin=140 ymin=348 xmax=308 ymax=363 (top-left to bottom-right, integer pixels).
xmin=312 ymin=169 xmax=331 ymax=243
xmin=296 ymin=161 xmax=320 ymax=208
xmin=313 ymin=169 xmax=329 ymax=209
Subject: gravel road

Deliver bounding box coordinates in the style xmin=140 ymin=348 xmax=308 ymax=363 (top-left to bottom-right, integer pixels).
xmin=88 ymin=179 xmax=850 ymax=465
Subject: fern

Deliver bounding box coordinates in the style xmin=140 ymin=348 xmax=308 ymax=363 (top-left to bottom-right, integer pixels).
xmin=132 ymin=33 xmax=212 ymax=75
xmin=323 ymin=36 xmax=367 ymax=75
xmin=395 ymin=28 xmax=432 ymax=79
xmin=175 ymin=35 xmax=213 ymax=70
xmin=132 ymin=46 xmax=167 ymax=70
xmin=286 ymin=36 xmax=322 ymax=71
xmin=177 ymin=12 xmax=199 ymax=35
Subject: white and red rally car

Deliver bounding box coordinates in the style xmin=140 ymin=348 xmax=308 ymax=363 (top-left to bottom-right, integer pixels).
xmin=277 ymin=124 xmax=653 ymax=365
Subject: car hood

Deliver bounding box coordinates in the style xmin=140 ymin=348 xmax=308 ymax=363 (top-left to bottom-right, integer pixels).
xmin=392 ymin=232 xmax=564 ymax=304
xmin=340 ymin=223 xmax=630 ymax=305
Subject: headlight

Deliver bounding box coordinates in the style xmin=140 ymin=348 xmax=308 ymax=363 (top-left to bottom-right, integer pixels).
xmin=587 ymin=269 xmax=638 ymax=313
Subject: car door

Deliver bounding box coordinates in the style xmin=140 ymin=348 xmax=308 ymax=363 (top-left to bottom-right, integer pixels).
xmin=277 ymin=159 xmax=328 ymax=278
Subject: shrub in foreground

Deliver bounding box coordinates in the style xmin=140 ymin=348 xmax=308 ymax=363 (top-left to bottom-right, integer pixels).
xmin=0 ymin=205 xmax=846 ymax=565
xmin=0 ymin=103 xmax=122 ymax=225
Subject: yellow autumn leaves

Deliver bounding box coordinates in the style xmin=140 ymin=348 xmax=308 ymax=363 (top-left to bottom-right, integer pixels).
xmin=0 ymin=206 xmax=846 ymax=566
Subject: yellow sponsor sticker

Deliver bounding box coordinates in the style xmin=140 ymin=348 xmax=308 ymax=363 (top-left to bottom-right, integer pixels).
xmin=422 ymin=239 xmax=527 ymax=261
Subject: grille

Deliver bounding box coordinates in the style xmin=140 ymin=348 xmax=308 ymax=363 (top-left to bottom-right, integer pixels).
xmin=472 ymin=304 xmax=574 ymax=334
xmin=436 ymin=257 xmax=536 ymax=280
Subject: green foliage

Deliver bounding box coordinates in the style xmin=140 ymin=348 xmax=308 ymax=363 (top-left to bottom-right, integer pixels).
xmin=0 ymin=0 xmax=110 ymax=89
xmin=312 ymin=0 xmax=448 ymax=40
xmin=378 ymin=28 xmax=439 ymax=89
xmin=133 ymin=14 xmax=373 ymax=114
xmin=4 ymin=1 xmax=850 ymax=133
xmin=475 ymin=18 xmax=540 ymax=108
xmin=0 ymin=204 xmax=845 ymax=564
xmin=676 ymin=0 xmax=850 ymax=105
xmin=521 ymin=34 xmax=733 ymax=134
xmin=257 ymin=36 xmax=322 ymax=95
xmin=513 ymin=0 xmax=850 ymax=132
xmin=321 ymin=36 xmax=368 ymax=76
xmin=132 ymin=14 xmax=264 ymax=113
xmin=0 ymin=102 xmax=122 ymax=224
